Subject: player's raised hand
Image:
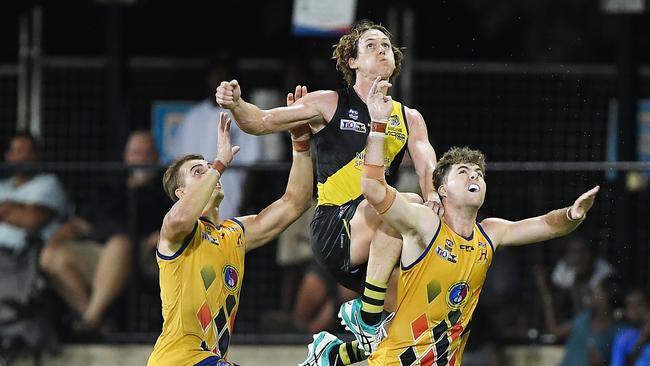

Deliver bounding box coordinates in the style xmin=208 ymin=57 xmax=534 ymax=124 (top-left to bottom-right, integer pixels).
xmin=568 ymin=185 xmax=600 ymax=220
xmin=287 ymin=84 xmax=308 ymax=106
xmin=287 ymin=85 xmax=311 ymax=142
xmin=367 ymin=76 xmax=393 ymax=123
xmin=425 ymin=192 xmax=444 ymax=217
xmin=216 ymin=112 xmax=240 ymax=166
xmin=216 ymin=80 xmax=242 ymax=109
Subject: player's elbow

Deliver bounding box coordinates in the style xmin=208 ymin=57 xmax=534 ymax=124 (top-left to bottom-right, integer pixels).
xmin=164 ymin=212 xmax=196 ymax=239
xmin=283 ymin=188 xmax=312 ymax=215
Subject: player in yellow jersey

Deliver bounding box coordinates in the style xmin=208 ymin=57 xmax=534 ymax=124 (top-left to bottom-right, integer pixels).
xmin=301 ymin=77 xmax=600 ymax=366
xmin=217 ymin=21 xmax=441 ymax=360
xmin=147 ymin=107 xmax=313 ymax=366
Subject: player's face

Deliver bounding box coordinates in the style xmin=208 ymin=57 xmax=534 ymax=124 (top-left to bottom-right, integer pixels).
xmin=350 ymin=29 xmax=396 ymax=81
xmin=178 ymin=159 xmax=224 ymax=203
xmin=442 ymin=163 xmax=486 ymax=208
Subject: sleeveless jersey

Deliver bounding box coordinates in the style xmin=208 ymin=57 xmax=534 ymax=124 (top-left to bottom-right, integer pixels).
xmin=148 ymin=218 xmax=245 ymax=366
xmin=313 ymin=87 xmax=409 ymax=206
xmin=370 ymin=221 xmax=495 ymax=366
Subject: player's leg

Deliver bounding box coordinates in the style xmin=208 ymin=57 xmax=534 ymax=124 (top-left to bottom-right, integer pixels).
xmin=343 ymin=192 xmax=422 ymax=353
xmin=300 ymin=332 xmax=367 ymax=366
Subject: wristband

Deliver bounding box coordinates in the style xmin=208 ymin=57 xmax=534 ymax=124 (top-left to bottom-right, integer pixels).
xmin=566 ymin=207 xmax=582 ymax=221
xmin=370 ymin=121 xmax=387 ymax=133
xmin=212 ymin=160 xmax=227 ymax=175
xmin=291 ymin=139 xmax=310 ymax=152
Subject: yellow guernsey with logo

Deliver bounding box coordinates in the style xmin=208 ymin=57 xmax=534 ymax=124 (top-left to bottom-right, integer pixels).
xmin=148 ymin=218 xmax=245 ymax=366
xmin=314 ymin=87 xmax=409 ymax=206
xmin=370 ymin=221 xmax=494 ymax=366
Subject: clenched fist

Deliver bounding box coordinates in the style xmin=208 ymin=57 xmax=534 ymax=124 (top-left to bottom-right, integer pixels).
xmin=215 ymin=80 xmax=242 ymax=110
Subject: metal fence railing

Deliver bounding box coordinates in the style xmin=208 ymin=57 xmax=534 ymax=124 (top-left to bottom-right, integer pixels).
xmin=1 ymin=59 xmax=649 ymax=346
xmin=1 ymin=162 xmax=648 ymax=347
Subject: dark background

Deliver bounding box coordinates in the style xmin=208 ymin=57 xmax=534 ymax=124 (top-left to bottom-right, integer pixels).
xmin=0 ymin=0 xmax=648 ymax=345
xmin=1 ymin=0 xmax=648 ymax=64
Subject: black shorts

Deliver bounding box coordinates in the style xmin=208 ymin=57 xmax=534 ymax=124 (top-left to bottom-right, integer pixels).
xmin=310 ymin=197 xmax=366 ymax=293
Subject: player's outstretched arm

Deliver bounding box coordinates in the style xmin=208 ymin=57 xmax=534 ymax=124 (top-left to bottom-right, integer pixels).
xmin=236 ymin=129 xmax=312 ymax=252
xmin=361 ymin=77 xmax=439 ymax=252
xmin=159 ymin=113 xmax=239 ymax=253
xmin=481 ymin=185 xmax=600 ymax=248
xmin=216 ymin=80 xmax=333 ymax=135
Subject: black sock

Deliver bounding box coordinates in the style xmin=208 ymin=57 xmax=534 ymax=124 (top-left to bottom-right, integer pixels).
xmin=328 ymin=341 xmax=368 ymax=365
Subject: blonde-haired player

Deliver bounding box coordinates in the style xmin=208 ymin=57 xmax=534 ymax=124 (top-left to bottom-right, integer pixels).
xmin=148 ymin=88 xmax=313 ymax=366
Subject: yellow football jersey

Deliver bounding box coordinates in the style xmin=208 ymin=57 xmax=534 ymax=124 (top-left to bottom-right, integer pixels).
xmin=370 ymin=220 xmax=494 ymax=366
xmin=148 ymin=218 xmax=245 ymax=366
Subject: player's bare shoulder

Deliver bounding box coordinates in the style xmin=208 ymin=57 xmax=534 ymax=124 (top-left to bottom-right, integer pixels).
xmin=303 ymin=90 xmax=339 ymax=127
xmin=403 ymin=106 xmax=425 ymax=125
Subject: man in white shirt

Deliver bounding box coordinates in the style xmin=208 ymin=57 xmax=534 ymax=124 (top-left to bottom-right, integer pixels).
xmin=0 ymin=132 xmax=69 ymax=253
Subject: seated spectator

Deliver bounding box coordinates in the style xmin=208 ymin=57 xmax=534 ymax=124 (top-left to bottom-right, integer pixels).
xmin=551 ymin=236 xmax=614 ymax=315
xmin=611 ymin=287 xmax=650 ymax=366
xmin=39 ymin=131 xmax=170 ymax=335
xmin=536 ymin=273 xmax=623 ymax=366
xmin=0 ymin=131 xmax=69 ymax=350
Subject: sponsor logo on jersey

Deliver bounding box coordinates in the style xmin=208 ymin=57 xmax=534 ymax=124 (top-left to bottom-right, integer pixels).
xmin=478 ymin=241 xmax=487 ymax=248
xmin=388 ymin=115 xmax=400 ymax=127
xmin=445 ymin=239 xmax=454 ymax=251
xmin=348 ymin=108 xmax=359 ymax=120
xmin=386 ymin=130 xmax=406 ymax=142
xmin=340 ymin=119 xmax=366 ymax=133
xmin=447 ymin=282 xmax=470 ymax=309
xmin=436 ymin=246 xmax=458 ymax=263
xmin=223 ymin=265 xmax=239 ymax=292
xmin=201 ymin=230 xmax=219 ymax=245
xmin=459 ymin=244 xmax=474 ymax=252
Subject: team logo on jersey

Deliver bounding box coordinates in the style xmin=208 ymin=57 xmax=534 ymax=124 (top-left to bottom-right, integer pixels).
xmin=348 ymin=108 xmax=359 ymax=120
xmin=444 ymin=239 xmax=454 ymax=251
xmin=446 ymin=282 xmax=470 ymax=309
xmin=478 ymin=241 xmax=487 ymax=248
xmin=436 ymin=246 xmax=457 ymax=263
xmin=223 ymin=265 xmax=239 ymax=292
xmin=340 ymin=119 xmax=366 ymax=133
xmin=476 ymin=249 xmax=489 ymax=264
xmin=388 ymin=115 xmax=400 ymax=127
